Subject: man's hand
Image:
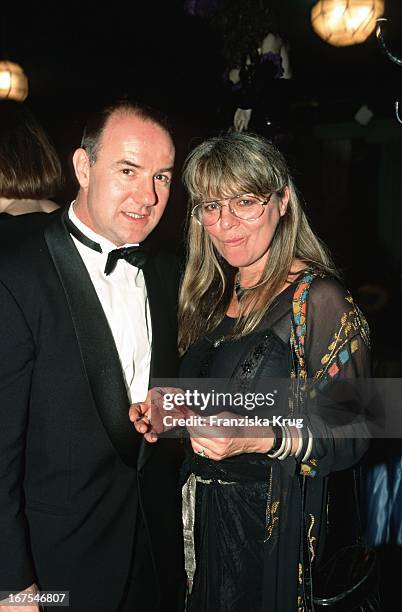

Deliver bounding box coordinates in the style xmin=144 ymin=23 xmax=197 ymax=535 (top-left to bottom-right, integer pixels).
xmin=187 ymin=411 xmax=273 ymax=460
xmin=129 ymin=387 xmax=188 ymax=443
xmin=0 ymin=583 xmax=39 ymax=612
xmin=129 ymin=389 xmax=155 ymax=443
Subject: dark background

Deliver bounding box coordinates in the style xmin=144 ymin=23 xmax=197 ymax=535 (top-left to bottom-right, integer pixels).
xmin=1 ymin=0 xmax=402 ymax=355
xmin=2 ymin=0 xmax=402 ymax=119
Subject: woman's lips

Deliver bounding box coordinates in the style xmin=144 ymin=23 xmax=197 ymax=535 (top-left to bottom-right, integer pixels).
xmin=223 ymin=237 xmax=245 ymax=246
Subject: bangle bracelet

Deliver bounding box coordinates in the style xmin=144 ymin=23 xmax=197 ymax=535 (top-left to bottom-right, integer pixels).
xmin=301 ymin=427 xmax=313 ymax=463
xmin=267 ymin=425 xmax=286 ymax=459
xmin=267 ymin=425 xmax=285 ymax=458
xmin=294 ymin=426 xmax=303 ymax=458
xmin=267 ymin=424 xmax=279 ymax=451
xmin=277 ymin=424 xmax=292 ymax=460
xmin=270 ymin=425 xmax=278 ymax=451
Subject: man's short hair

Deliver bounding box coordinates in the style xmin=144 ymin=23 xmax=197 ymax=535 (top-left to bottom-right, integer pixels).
xmin=80 ymin=99 xmax=173 ymax=164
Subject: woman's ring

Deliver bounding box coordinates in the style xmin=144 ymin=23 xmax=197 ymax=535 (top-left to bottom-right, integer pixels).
xmin=197 ymin=448 xmax=209 ymax=458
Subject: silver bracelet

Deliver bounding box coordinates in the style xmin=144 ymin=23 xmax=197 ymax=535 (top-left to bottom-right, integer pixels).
xmin=267 ymin=424 xmax=286 ymax=459
xmin=277 ymin=424 xmax=292 ymax=461
xmin=294 ymin=426 xmax=303 ymax=459
xmin=301 ymin=426 xmax=313 ymax=463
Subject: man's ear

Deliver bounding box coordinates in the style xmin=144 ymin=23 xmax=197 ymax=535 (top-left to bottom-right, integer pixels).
xmin=279 ymin=185 xmax=290 ymax=217
xmin=72 ymin=148 xmax=91 ymax=189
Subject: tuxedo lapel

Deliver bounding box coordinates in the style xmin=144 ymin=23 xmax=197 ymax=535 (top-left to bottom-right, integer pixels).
xmin=137 ymin=256 xmax=179 ymax=470
xmin=44 ymin=214 xmax=141 ymax=467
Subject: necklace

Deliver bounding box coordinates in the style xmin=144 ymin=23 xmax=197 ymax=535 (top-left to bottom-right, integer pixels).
xmin=234 ymin=277 xmax=245 ymax=301
xmin=205 ymin=276 xmax=248 ymax=348
xmin=212 ymin=336 xmax=226 ymax=348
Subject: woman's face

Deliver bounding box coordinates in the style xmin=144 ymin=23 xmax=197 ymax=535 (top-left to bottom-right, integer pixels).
xmin=204 ymin=187 xmax=289 ymax=277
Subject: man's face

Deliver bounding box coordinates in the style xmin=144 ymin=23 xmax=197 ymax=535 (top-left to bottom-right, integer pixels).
xmin=73 ymin=112 xmax=175 ymax=246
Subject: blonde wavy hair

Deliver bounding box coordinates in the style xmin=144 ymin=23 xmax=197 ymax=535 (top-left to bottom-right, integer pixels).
xmin=179 ymin=132 xmax=337 ymax=355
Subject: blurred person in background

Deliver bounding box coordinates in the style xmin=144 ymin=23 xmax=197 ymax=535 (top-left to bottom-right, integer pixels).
xmin=0 ymin=99 xmax=62 ymax=243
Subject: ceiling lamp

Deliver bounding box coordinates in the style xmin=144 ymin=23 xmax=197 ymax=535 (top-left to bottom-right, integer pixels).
xmin=0 ymin=61 xmax=28 ymax=101
xmin=311 ymin=0 xmax=385 ymax=47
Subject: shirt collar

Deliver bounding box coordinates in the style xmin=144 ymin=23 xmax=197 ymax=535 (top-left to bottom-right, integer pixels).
xmin=68 ymin=201 xmax=139 ymax=255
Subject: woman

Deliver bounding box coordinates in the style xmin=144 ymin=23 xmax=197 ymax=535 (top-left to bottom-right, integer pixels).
xmin=133 ymin=132 xmax=370 ymax=611
xmin=0 ymin=100 xmax=62 ymax=239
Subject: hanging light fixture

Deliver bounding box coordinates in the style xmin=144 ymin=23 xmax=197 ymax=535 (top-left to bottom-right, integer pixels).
xmin=0 ymin=61 xmax=28 ymax=101
xmin=311 ymin=0 xmax=385 ymax=47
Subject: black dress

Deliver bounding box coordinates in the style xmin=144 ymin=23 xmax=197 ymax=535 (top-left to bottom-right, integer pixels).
xmin=0 ymin=211 xmax=55 ymax=246
xmin=180 ymin=273 xmax=371 ymax=612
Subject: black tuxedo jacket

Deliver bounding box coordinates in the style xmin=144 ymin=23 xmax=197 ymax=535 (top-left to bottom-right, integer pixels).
xmin=0 ymin=212 xmax=185 ymax=611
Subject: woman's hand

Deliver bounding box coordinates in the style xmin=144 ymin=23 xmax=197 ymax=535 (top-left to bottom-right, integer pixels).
xmin=187 ymin=411 xmax=273 ymax=460
xmin=129 ymin=387 xmax=188 ymax=443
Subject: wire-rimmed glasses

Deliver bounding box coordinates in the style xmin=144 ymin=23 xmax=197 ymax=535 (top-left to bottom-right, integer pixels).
xmin=191 ymin=193 xmax=273 ymax=227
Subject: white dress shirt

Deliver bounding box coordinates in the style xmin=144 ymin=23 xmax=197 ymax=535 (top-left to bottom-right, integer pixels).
xmin=68 ymin=203 xmax=152 ymax=403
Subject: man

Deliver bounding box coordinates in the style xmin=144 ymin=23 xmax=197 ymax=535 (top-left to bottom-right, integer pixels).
xmin=0 ymin=101 xmax=184 ymax=611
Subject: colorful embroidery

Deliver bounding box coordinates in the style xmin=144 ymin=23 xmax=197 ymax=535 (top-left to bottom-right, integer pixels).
xmin=328 ymin=362 xmax=340 ymax=377
xmin=351 ymin=338 xmax=359 ymax=353
xmin=290 ymin=271 xmax=370 ymax=392
xmin=291 ymin=272 xmax=315 ymax=368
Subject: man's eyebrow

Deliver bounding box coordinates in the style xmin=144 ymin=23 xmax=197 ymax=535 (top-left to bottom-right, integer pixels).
xmin=157 ymin=166 xmax=174 ymax=174
xmin=115 ymin=160 xmax=173 ymax=174
xmin=116 ymin=160 xmax=141 ymax=168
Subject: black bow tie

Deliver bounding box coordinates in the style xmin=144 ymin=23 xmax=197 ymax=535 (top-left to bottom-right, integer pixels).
xmin=65 ymin=215 xmax=148 ymax=275
xmin=104 ymin=246 xmax=148 ymax=275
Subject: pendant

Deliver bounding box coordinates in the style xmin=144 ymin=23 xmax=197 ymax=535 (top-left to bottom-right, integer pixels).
xmin=213 ymin=336 xmax=225 ymax=348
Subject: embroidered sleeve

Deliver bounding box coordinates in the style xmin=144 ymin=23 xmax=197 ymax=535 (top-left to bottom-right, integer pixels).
xmin=301 ymin=277 xmax=371 ymax=475
xmin=305 ymin=277 xmax=370 ymax=383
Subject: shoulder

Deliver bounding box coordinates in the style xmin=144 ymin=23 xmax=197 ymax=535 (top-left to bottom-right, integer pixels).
xmin=293 ymin=270 xmax=362 ymax=324
xmin=303 ymin=273 xmax=359 ymax=322
xmin=0 ymin=212 xmax=61 ymax=280
xmin=0 ymin=209 xmax=60 ymax=251
xmin=306 ymin=274 xmax=366 ymax=323
xmin=307 ymin=275 xmax=350 ymax=309
xmin=303 ymin=273 xmax=370 ymax=345
xmin=149 ymin=250 xmax=183 ymax=302
xmin=151 ymin=250 xmax=182 ymax=278
xmin=152 ymin=249 xmax=180 ymax=268
xmin=0 ymin=233 xmax=48 ymax=319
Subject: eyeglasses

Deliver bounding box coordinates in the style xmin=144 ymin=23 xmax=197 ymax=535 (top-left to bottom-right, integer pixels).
xmin=191 ymin=193 xmax=273 ymax=227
